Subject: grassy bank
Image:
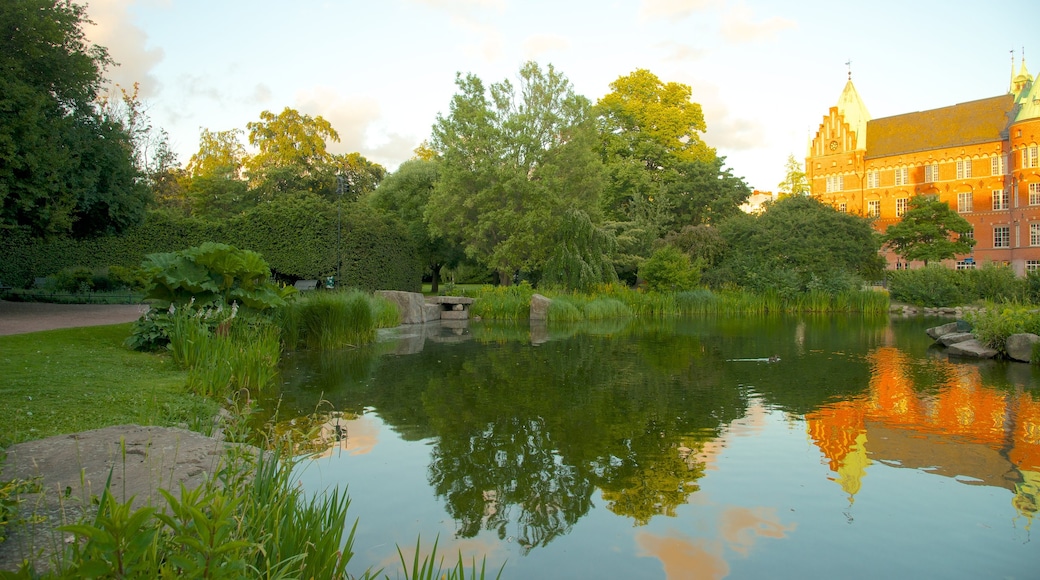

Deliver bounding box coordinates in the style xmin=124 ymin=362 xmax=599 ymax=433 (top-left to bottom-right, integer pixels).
xmin=0 ymin=323 xmax=217 ymax=447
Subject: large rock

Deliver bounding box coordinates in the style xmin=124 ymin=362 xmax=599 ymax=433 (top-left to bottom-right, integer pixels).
xmin=946 ymin=339 xmax=999 ymax=359
xmin=1005 ymin=333 xmax=1040 ymax=362
xmin=926 ymin=320 xmax=971 ymax=340
xmin=376 ymin=290 xmax=427 ymax=324
xmin=938 ymin=332 xmax=975 ymax=346
xmin=530 ymin=294 xmax=551 ymax=321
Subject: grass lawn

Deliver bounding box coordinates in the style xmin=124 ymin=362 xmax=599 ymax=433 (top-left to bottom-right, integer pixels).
xmin=0 ymin=323 xmax=218 ymax=447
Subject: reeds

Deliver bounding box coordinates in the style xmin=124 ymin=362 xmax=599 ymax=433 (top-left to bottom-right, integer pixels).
xmin=279 ymin=290 xmax=378 ymax=351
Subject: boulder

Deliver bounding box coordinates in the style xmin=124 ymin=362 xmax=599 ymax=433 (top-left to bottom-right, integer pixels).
xmin=926 ymin=320 xmax=971 ymax=340
xmin=1004 ymin=333 xmax=1040 ymax=363
xmin=530 ymin=294 xmax=551 ymax=321
xmin=376 ymin=290 xmax=427 ymax=324
xmin=946 ymin=339 xmax=998 ymax=359
xmin=938 ymin=332 xmax=975 ymax=346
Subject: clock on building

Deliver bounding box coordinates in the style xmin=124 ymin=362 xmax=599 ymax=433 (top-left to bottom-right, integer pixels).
xmin=829 ymin=140 xmax=839 ymax=151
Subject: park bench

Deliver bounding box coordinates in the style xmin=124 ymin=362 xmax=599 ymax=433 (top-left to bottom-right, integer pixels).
xmin=294 ymin=279 xmax=319 ymax=292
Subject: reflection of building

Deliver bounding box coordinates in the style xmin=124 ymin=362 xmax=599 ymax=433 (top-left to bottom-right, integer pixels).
xmin=807 ymin=56 xmax=1040 ymax=273
xmin=805 ymin=347 xmax=1040 ymax=525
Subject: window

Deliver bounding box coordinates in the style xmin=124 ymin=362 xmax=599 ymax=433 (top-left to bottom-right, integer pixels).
xmin=866 ymin=170 xmax=880 ymax=189
xmin=961 ymin=228 xmax=974 ymax=241
xmin=992 ymin=189 xmax=1008 ymax=210
xmin=1031 ymin=183 xmax=1040 ymax=206
xmin=1028 ymin=260 xmax=1040 ymax=273
xmin=894 ymin=166 xmax=908 ymax=186
xmin=957 ymin=191 xmax=973 ymax=213
xmin=956 ymin=158 xmax=972 ymax=179
xmin=991 ymin=154 xmax=1006 ymax=176
xmin=896 ymin=197 xmax=908 ymax=217
xmin=956 ymin=260 xmax=976 ymax=270
xmin=867 ymin=200 xmax=880 ymax=217
xmin=1031 ymin=223 xmax=1040 ymax=246
xmin=924 ymin=163 xmax=939 ymax=182
xmin=994 ymin=226 xmax=1010 ymax=248
xmin=826 ymin=174 xmax=844 ymax=193
xmin=838 ymin=202 xmax=847 ymax=213
xmin=1025 ymin=145 xmax=1039 ymax=169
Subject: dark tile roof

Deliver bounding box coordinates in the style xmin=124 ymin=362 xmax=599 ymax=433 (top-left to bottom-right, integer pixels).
xmin=865 ymin=95 xmax=1017 ymax=159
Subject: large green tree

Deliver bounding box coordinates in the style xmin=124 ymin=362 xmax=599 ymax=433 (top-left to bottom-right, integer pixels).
xmin=245 ymin=107 xmax=342 ymax=198
xmin=371 ymin=159 xmax=463 ymax=292
xmin=427 ymin=62 xmax=609 ymax=285
xmin=715 ymin=195 xmax=883 ymax=293
xmin=0 ymin=0 xmax=149 ymax=238
xmin=881 ymin=195 xmax=976 ymax=265
xmin=777 ymin=154 xmax=810 ymax=197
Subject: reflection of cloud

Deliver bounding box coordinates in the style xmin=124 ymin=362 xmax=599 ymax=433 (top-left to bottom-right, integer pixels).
xmin=719 ymin=506 xmax=796 ymax=555
xmin=84 ymin=0 xmax=164 ymax=97
xmin=636 ymin=505 xmax=795 ymax=578
xmin=636 ymin=531 xmax=729 ymax=580
xmin=312 ymin=416 xmax=380 ymax=459
xmin=522 ymin=34 xmax=570 ymax=60
xmin=640 ymin=0 xmax=718 ymax=20
xmin=382 ymin=534 xmax=508 ymax=574
xmin=720 ymin=2 xmax=797 ymax=43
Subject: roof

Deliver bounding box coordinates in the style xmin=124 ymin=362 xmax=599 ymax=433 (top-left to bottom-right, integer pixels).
xmin=835 ymin=80 xmax=871 ymax=150
xmin=865 ymin=95 xmax=1016 ymax=159
xmin=1015 ymin=78 xmax=1040 ymax=122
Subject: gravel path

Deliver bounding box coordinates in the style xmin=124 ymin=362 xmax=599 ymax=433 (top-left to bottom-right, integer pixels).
xmin=0 ymin=300 xmax=147 ymax=336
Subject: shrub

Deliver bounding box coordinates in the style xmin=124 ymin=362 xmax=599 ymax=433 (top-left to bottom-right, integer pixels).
xmin=963 ymin=262 xmax=1025 ymax=303
xmin=966 ymin=306 xmax=1040 ymax=355
xmin=887 ymin=265 xmax=964 ymax=306
xmin=639 ymin=246 xmax=699 ymax=292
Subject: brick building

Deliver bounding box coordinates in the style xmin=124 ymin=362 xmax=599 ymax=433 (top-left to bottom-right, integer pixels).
xmin=807 ymin=59 xmax=1040 ymax=274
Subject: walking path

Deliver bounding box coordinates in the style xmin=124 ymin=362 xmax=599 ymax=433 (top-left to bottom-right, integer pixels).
xmin=0 ymin=300 xmax=147 ymax=336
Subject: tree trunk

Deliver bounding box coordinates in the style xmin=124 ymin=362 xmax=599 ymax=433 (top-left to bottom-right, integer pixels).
xmin=430 ymin=264 xmax=441 ymax=294
xmin=498 ymin=270 xmax=512 ymax=286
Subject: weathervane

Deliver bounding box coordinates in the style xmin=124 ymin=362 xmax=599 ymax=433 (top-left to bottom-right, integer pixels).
xmin=845 ymin=59 xmax=852 ymax=80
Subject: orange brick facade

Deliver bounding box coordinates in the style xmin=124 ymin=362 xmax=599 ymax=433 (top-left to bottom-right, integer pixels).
xmin=808 ymin=63 xmax=1040 ymax=274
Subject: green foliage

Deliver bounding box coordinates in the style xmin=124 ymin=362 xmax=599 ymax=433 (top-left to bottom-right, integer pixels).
xmin=0 ymin=0 xmax=149 ymax=238
xmin=398 ymin=536 xmax=504 ymax=580
xmin=278 ymin=290 xmax=378 ymax=351
xmin=715 ymin=195 xmax=880 ymax=292
xmin=466 ymin=282 xmax=536 ymax=320
xmin=881 ymin=195 xmax=975 ymax=264
xmin=963 ymin=262 xmax=1024 ymax=303
xmin=541 ymin=209 xmax=619 ymax=291
xmin=887 ymin=265 xmax=964 ymax=306
xmin=965 ymin=306 xmax=1040 ymax=355
xmin=1 ymin=471 xmax=41 ymax=546
xmin=639 ymin=246 xmax=699 ymax=292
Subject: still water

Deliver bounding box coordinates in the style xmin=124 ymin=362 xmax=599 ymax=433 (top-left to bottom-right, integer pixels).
xmin=256 ymin=316 xmax=1039 ymax=579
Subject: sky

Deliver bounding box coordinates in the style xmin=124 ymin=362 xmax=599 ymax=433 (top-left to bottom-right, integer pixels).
xmin=83 ymin=0 xmax=1039 ymax=192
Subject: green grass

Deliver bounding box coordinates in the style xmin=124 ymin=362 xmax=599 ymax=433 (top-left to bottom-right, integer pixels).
xmin=0 ymin=323 xmax=218 ymax=446
xmin=278 ymin=290 xmax=381 ymax=351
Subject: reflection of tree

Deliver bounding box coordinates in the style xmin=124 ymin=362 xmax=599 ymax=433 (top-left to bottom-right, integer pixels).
xmin=428 ymin=417 xmax=594 ymax=552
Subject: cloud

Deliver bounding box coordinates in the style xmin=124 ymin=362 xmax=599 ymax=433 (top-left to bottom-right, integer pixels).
xmin=640 ymin=0 xmax=718 ymax=20
xmin=249 ymin=84 xmax=273 ymax=106
xmin=407 ymin=0 xmax=505 ymax=62
xmin=83 ymin=0 xmax=165 ymax=97
xmin=675 ymin=77 xmax=764 ymax=151
xmin=720 ymin=2 xmax=797 ymax=43
xmin=523 ymin=34 xmax=571 ymax=60
xmin=294 ymin=87 xmax=421 ymax=170
xmin=657 ymin=41 xmax=707 ymax=62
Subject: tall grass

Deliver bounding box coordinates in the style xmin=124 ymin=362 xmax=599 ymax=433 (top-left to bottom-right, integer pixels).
xmin=468 ymin=282 xmax=535 ymax=320
xmin=167 ymin=305 xmax=281 ymax=398
xmin=279 ymin=290 xmax=379 ymax=350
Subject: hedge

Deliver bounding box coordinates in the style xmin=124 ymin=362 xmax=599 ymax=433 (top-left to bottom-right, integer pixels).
xmin=0 ymin=197 xmax=421 ymax=292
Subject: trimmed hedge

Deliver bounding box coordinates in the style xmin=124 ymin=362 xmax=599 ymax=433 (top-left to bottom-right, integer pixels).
xmin=0 ymin=196 xmax=421 ymax=291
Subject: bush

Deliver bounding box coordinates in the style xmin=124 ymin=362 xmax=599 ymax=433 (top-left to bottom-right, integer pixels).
xmin=639 ymin=246 xmax=699 ymax=292
xmin=963 ymin=262 xmax=1025 ymax=303
xmin=887 ymin=265 xmax=964 ymax=306
xmin=966 ymin=306 xmax=1040 ymax=355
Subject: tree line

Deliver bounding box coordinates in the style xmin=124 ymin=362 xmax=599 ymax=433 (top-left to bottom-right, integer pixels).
xmin=2 ymin=0 xmax=886 ymax=294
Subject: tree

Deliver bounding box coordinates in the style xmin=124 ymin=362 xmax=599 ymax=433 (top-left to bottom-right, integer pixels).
xmin=245 ymin=107 xmax=340 ymax=198
xmin=638 ymin=245 xmax=699 ymax=292
xmin=371 ymin=159 xmax=462 ymax=292
xmin=716 ymin=195 xmax=883 ymax=293
xmin=427 ymin=62 xmax=605 ymax=285
xmin=183 ymin=128 xmax=254 ymax=219
xmin=881 ymin=195 xmax=976 ymax=265
xmin=777 ymin=154 xmax=809 ymax=197
xmin=0 ymin=0 xmax=149 ymax=238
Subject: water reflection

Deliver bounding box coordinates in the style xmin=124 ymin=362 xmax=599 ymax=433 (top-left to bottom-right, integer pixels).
xmin=805 ymin=346 xmax=1040 ymax=527
xmin=259 ymin=316 xmax=1040 ymax=575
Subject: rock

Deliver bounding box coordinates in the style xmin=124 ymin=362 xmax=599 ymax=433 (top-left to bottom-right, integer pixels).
xmin=927 ymin=322 xmax=958 ymax=339
xmin=424 ymin=302 xmax=441 ymax=322
xmin=946 ymin=339 xmax=999 ymax=359
xmin=376 ymin=290 xmax=427 ymax=324
xmin=530 ymin=294 xmax=551 ymax=321
xmin=1005 ymin=333 xmax=1040 ymax=362
xmin=938 ymin=332 xmax=974 ymax=346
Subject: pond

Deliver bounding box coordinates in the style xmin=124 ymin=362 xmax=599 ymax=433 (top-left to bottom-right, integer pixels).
xmin=254 ymin=315 xmax=1039 ymax=579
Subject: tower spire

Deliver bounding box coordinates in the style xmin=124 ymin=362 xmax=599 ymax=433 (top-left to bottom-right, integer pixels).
xmin=845 ymin=59 xmax=852 ymax=80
